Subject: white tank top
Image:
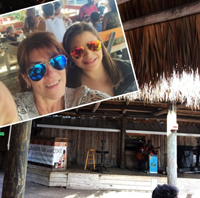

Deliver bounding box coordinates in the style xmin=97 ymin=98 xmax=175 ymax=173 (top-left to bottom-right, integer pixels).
xmin=45 ymin=17 xmax=66 ymax=43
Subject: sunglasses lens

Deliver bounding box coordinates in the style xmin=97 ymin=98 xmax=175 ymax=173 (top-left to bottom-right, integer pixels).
xmin=28 ymin=64 xmax=46 ymax=81
xmin=50 ymin=55 xmax=67 ymax=70
xmin=70 ymin=47 xmax=84 ymax=59
xmin=87 ymin=40 xmax=101 ymax=51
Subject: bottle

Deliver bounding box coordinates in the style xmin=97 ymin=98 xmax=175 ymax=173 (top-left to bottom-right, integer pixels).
xmin=61 ymin=150 xmax=66 ymax=168
xmin=0 ymin=17 xmax=3 ymax=24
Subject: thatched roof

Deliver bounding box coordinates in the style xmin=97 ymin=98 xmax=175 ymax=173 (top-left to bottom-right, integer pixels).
xmin=118 ymin=0 xmax=200 ymax=87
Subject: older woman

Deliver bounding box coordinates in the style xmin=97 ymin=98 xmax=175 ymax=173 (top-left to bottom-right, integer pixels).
xmin=14 ymin=31 xmax=109 ymax=121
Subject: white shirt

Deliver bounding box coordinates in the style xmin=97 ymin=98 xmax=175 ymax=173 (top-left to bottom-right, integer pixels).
xmin=45 ymin=17 xmax=66 ymax=43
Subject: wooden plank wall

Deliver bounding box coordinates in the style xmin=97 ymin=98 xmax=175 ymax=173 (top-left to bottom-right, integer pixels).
xmin=37 ymin=128 xmax=120 ymax=167
xmin=36 ymin=128 xmax=197 ymax=169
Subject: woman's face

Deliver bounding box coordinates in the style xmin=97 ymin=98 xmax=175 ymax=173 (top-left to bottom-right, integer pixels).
xmin=22 ymin=48 xmax=66 ymax=101
xmin=69 ymin=31 xmax=103 ymax=72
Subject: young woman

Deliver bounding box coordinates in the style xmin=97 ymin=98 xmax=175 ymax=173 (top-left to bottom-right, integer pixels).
xmin=13 ymin=31 xmax=109 ymax=121
xmin=62 ymin=22 xmax=137 ymax=96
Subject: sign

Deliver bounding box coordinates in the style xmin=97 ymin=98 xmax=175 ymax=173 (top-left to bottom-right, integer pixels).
xmin=28 ymin=144 xmax=67 ymax=168
xmin=149 ymin=154 xmax=158 ymax=173
xmin=170 ymin=123 xmax=179 ymax=131
xmin=0 ymin=132 xmax=5 ymax=136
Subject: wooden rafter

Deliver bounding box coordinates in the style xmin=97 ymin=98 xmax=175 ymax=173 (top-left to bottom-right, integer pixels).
xmin=123 ymin=0 xmax=200 ymax=31
xmin=153 ymin=104 xmax=186 ymax=116
xmin=116 ymin=0 xmax=130 ymax=5
xmin=92 ymin=102 xmax=101 ymax=113
xmin=122 ymin=99 xmax=130 ymax=114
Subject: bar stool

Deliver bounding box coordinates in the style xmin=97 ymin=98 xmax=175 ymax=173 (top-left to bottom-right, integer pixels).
xmin=84 ymin=149 xmax=96 ymax=170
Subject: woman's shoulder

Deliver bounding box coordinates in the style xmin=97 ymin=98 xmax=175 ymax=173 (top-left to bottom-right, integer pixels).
xmin=13 ymin=91 xmax=38 ymax=121
xmin=13 ymin=91 xmax=33 ymax=99
xmin=65 ymin=86 xmax=110 ymax=108
xmin=113 ymin=58 xmax=133 ymax=73
xmin=113 ymin=59 xmax=138 ymax=95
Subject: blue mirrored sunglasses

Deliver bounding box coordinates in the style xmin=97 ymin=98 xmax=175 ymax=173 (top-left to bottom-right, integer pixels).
xmin=28 ymin=55 xmax=67 ymax=82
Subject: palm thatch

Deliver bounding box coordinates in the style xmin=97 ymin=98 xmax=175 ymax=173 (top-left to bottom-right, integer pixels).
xmin=118 ymin=0 xmax=200 ymax=87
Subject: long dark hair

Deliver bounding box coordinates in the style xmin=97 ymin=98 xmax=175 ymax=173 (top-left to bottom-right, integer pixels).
xmin=62 ymin=22 xmax=122 ymax=88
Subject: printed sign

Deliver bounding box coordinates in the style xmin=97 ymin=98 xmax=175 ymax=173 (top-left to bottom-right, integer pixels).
xmin=28 ymin=144 xmax=67 ymax=168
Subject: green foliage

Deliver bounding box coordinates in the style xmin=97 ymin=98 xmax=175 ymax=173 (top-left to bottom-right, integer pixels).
xmin=4 ymin=10 xmax=26 ymax=22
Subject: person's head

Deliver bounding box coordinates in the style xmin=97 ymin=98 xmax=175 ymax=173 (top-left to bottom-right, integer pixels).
xmin=108 ymin=0 xmax=117 ymax=12
xmin=6 ymin=26 xmax=14 ymax=34
xmin=147 ymin=140 xmax=152 ymax=146
xmin=26 ymin=8 xmax=36 ymax=17
xmin=54 ymin=1 xmax=61 ymax=16
xmin=17 ymin=32 xmax=67 ymax=101
xmin=62 ymin=22 xmax=122 ymax=88
xmin=152 ymin=184 xmax=179 ymax=198
xmin=88 ymin=0 xmax=95 ymax=6
xmin=90 ymin=12 xmax=100 ymax=25
xmin=42 ymin=3 xmax=54 ymax=17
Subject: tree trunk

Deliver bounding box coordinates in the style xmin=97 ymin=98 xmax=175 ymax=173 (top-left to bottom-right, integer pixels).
xmin=2 ymin=121 xmax=32 ymax=198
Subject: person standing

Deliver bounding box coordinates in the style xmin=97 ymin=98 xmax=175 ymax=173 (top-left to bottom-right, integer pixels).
xmin=79 ymin=0 xmax=98 ymax=20
xmin=137 ymin=140 xmax=158 ymax=171
xmin=38 ymin=3 xmax=66 ymax=43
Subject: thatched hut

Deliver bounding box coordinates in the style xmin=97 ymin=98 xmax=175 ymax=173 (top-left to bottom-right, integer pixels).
xmin=117 ymin=0 xmax=200 ymax=108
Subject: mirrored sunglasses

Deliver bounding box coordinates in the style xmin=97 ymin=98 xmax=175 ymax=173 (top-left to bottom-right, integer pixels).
xmin=28 ymin=55 xmax=67 ymax=82
xmin=70 ymin=40 xmax=102 ymax=59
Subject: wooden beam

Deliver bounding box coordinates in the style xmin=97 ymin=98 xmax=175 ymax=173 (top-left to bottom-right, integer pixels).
xmin=120 ymin=116 xmax=126 ymax=169
xmin=153 ymin=104 xmax=186 ymax=116
xmin=92 ymin=102 xmax=101 ymax=113
xmin=2 ymin=121 xmax=32 ymax=198
xmin=116 ymin=0 xmax=130 ymax=5
xmin=96 ymin=103 xmax=157 ymax=112
xmin=122 ymin=99 xmax=130 ymax=114
xmin=123 ymin=1 xmax=200 ymax=31
xmin=58 ymin=111 xmax=200 ymax=123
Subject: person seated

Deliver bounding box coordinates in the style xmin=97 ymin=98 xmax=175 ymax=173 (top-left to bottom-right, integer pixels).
xmin=152 ymin=184 xmax=179 ymax=198
xmin=38 ymin=3 xmax=66 ymax=43
xmin=53 ymin=1 xmax=72 ymax=25
xmin=23 ymin=8 xmax=43 ymax=35
xmin=90 ymin=12 xmax=102 ymax=32
xmin=79 ymin=0 xmax=98 ymax=21
xmin=5 ymin=26 xmax=19 ymax=43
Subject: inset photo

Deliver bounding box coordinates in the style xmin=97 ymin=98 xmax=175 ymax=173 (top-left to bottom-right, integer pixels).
xmin=0 ymin=0 xmax=138 ymax=127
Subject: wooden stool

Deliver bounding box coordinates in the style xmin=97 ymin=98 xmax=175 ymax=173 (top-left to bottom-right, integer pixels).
xmin=84 ymin=149 xmax=96 ymax=170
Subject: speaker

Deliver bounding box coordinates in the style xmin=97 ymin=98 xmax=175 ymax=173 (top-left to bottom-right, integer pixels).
xmin=177 ymin=146 xmax=193 ymax=168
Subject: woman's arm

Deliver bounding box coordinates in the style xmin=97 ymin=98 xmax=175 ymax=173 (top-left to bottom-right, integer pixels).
xmin=102 ymin=13 xmax=108 ymax=31
xmin=61 ymin=13 xmax=72 ymax=24
xmin=0 ymin=82 xmax=19 ymax=126
xmin=34 ymin=16 xmax=45 ymax=31
xmin=23 ymin=17 xmax=30 ymax=34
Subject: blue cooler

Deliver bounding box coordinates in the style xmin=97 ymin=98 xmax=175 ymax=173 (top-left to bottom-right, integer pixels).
xmin=149 ymin=154 xmax=158 ymax=173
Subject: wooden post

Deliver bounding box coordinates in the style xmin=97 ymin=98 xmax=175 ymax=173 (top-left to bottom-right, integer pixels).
xmin=167 ymin=102 xmax=177 ymax=186
xmin=123 ymin=1 xmax=200 ymax=31
xmin=2 ymin=121 xmax=32 ymax=198
xmin=120 ymin=116 xmax=126 ymax=169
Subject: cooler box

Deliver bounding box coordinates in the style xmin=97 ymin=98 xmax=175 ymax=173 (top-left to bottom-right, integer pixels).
xmin=149 ymin=154 xmax=158 ymax=173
